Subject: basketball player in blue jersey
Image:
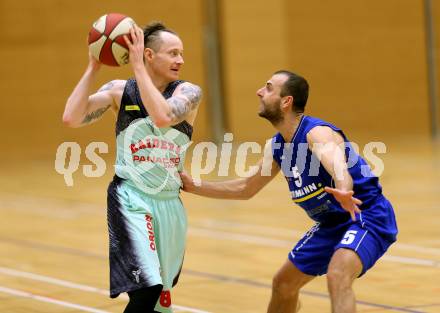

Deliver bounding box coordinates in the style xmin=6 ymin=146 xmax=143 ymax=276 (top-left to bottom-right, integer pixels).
xmin=181 ymin=70 xmax=397 ymax=313
xmin=63 ymin=22 xmax=202 ymax=313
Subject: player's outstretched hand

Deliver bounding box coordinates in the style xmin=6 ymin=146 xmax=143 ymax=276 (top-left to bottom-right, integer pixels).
xmin=324 ymin=187 xmax=362 ymax=221
xmin=179 ymin=171 xmax=196 ymax=193
xmin=123 ymin=25 xmax=145 ymax=68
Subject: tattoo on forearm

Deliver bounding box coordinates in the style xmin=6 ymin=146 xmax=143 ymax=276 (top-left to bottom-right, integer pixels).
xmin=167 ymin=84 xmax=202 ymax=121
xmin=82 ymin=105 xmax=111 ymax=124
xmin=98 ymin=81 xmax=115 ymax=93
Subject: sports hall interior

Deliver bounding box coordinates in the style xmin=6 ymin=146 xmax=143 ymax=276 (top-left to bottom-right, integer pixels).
xmin=0 ymin=0 xmax=439 ymax=312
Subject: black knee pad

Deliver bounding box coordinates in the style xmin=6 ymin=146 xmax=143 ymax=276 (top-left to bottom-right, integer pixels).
xmin=124 ymin=284 xmax=163 ymax=313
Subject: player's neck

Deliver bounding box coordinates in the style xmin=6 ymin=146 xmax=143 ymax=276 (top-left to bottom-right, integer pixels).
xmin=277 ymin=113 xmax=304 ymax=142
xmin=148 ymin=70 xmax=169 ymax=93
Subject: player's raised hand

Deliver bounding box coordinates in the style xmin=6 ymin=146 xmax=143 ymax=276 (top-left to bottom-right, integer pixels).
xmin=87 ymin=50 xmax=101 ymax=71
xmin=325 ymin=187 xmax=362 ymax=221
xmin=123 ymin=25 xmax=145 ymax=68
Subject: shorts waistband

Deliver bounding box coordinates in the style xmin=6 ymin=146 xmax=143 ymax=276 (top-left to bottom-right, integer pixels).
xmin=113 ymin=175 xmax=180 ymax=200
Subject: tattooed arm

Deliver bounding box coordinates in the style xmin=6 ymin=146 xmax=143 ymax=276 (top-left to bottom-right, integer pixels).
xmin=63 ymin=79 xmax=125 ymax=128
xmin=63 ymin=78 xmax=125 ymax=128
xmin=133 ymin=72 xmax=202 ymax=127
xmin=63 ymin=55 xmax=125 ymax=128
xmin=80 ymin=80 xmax=126 ymax=126
xmin=165 ymin=83 xmax=202 ymax=125
xmin=132 ymin=63 xmax=202 ymax=128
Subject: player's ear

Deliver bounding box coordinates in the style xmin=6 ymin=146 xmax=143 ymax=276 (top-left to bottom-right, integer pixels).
xmin=144 ymin=48 xmax=154 ymax=61
xmin=281 ymin=95 xmax=293 ymax=110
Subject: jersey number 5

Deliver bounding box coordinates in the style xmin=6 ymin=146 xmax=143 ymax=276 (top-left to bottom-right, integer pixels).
xmin=291 ymin=166 xmax=303 ymax=188
xmin=341 ymin=230 xmax=358 ymax=245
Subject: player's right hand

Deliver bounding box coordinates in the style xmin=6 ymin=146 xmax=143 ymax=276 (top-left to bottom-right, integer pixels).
xmin=324 ymin=187 xmax=362 ymax=221
xmin=179 ymin=171 xmax=196 ymax=192
xmin=88 ymin=50 xmax=101 ymax=71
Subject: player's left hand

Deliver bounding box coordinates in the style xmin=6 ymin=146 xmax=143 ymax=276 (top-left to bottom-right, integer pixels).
xmin=324 ymin=187 xmax=362 ymax=221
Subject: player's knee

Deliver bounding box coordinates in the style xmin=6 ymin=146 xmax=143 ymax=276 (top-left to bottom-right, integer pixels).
xmin=327 ymin=257 xmax=361 ymax=290
xmin=327 ymin=266 xmax=343 ymax=285
xmin=271 ymin=273 xmax=300 ymax=299
xmin=327 ymin=266 xmax=352 ymax=290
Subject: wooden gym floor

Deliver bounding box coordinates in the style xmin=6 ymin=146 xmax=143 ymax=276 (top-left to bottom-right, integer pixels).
xmin=0 ymin=138 xmax=439 ymax=313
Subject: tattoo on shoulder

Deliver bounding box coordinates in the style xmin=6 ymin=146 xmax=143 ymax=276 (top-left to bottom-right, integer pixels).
xmin=82 ymin=105 xmax=111 ymax=124
xmin=168 ymin=97 xmax=189 ymax=119
xmin=167 ymin=84 xmax=202 ymax=121
xmin=181 ymin=84 xmax=202 ymax=106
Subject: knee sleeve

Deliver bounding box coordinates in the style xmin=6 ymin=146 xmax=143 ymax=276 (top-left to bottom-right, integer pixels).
xmin=124 ymin=284 xmax=163 ymax=313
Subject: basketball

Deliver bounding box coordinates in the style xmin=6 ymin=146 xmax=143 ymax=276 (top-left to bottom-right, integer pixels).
xmin=88 ymin=13 xmax=136 ymax=66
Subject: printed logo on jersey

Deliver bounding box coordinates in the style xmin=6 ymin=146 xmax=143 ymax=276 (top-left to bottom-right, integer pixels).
xmin=291 ymin=182 xmax=325 ymax=203
xmin=125 ymin=104 xmax=141 ymax=111
xmin=130 ymin=137 xmax=181 ymax=168
xmin=286 ymin=165 xmax=326 ymax=203
xmin=120 ymin=117 xmax=192 ymax=195
xmin=306 ymin=200 xmax=332 ymax=218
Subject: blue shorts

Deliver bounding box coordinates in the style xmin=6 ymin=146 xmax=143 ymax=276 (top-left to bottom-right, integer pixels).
xmin=289 ymin=195 xmax=398 ymax=276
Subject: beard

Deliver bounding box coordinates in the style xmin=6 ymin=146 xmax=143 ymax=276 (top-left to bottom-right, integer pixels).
xmin=258 ymin=102 xmax=284 ymax=125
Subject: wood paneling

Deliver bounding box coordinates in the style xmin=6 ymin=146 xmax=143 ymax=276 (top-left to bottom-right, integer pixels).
xmin=221 ymin=0 xmax=432 ymax=142
xmin=0 ymin=0 xmax=208 ymax=159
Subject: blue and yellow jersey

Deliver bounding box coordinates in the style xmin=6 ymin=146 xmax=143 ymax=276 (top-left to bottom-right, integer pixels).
xmin=272 ymin=116 xmax=382 ymax=224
